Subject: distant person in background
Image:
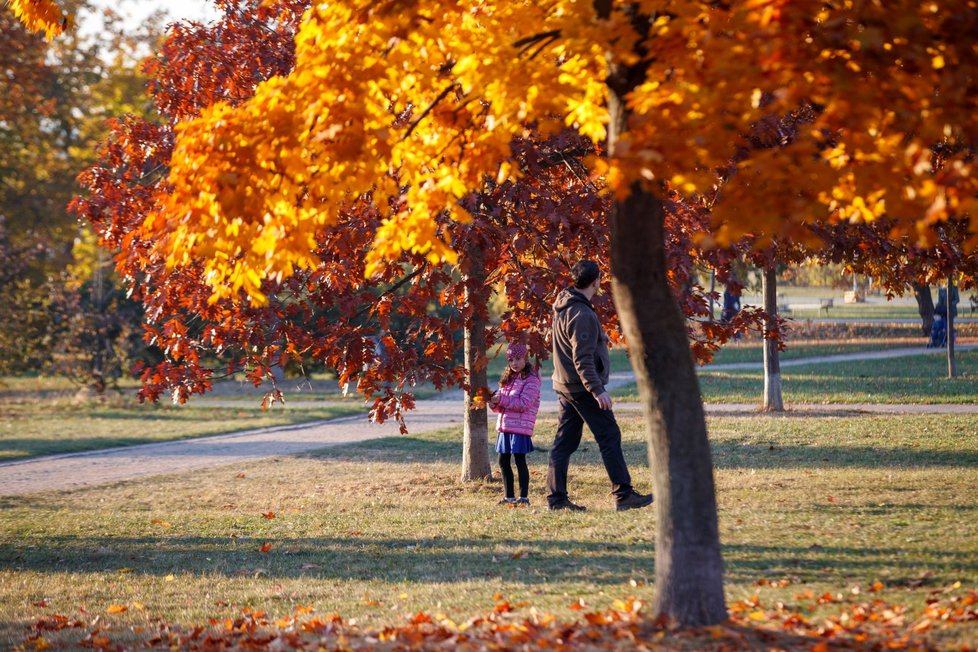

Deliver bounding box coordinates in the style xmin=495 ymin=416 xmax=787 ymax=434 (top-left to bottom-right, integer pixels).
xmin=720 ymin=285 xmax=741 ymax=324
xmin=930 ymin=286 xmax=959 ymax=348
xmin=928 ymin=314 xmax=948 ymax=348
xmin=935 ymin=286 xmax=960 ymax=320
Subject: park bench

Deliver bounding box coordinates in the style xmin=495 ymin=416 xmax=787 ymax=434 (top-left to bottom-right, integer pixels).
xmin=788 ymin=298 xmax=834 ymax=316
xmin=970 ymin=294 xmax=977 ymax=315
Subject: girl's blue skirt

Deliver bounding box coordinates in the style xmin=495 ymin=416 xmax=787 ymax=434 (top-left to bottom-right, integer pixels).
xmin=495 ymin=432 xmax=534 ymax=454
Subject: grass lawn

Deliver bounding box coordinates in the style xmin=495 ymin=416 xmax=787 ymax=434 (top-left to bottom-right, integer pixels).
xmin=612 ymin=349 xmax=978 ymax=404
xmin=1 ymin=413 xmax=976 ymax=648
xmin=0 ymin=402 xmax=362 ymax=461
xmin=742 ymin=287 xmax=917 ymax=301
xmin=705 ymin=339 xmax=922 ymax=366
xmin=778 ymin=304 xmax=924 ymax=320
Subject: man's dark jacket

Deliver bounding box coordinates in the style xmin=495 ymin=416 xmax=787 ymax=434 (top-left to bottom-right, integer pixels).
xmin=551 ymin=287 xmax=610 ymax=398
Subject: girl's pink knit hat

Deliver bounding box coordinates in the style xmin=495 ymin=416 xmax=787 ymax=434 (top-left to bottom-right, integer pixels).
xmin=506 ymin=342 xmax=528 ymax=361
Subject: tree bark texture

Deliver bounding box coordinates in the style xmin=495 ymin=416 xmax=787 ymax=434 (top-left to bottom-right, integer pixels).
xmin=460 ymin=248 xmax=492 ymax=482
xmin=762 ymin=267 xmax=784 ymax=411
xmin=605 ymin=93 xmax=726 ymax=626
xmin=912 ymin=283 xmax=935 ymax=338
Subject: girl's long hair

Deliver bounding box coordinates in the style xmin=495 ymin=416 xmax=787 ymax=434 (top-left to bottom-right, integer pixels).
xmin=500 ymin=359 xmax=538 ymax=387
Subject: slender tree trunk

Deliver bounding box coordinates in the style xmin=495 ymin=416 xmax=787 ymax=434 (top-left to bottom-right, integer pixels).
xmin=762 ymin=267 xmax=784 ymax=411
xmin=92 ymin=250 xmax=108 ymax=397
xmin=460 ymin=248 xmax=492 ymax=482
xmin=708 ymin=269 xmax=716 ymax=321
xmin=912 ymin=282 xmax=934 ymax=338
xmin=605 ymin=88 xmax=726 ymax=626
xmin=947 ymin=275 xmax=957 ymax=379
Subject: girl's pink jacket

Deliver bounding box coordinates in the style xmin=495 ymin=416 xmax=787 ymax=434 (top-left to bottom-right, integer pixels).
xmin=490 ymin=371 xmax=541 ymax=437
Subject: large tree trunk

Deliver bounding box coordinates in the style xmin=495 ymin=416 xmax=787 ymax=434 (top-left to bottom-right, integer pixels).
xmin=912 ymin=282 xmax=935 ymax=338
xmin=761 ymin=267 xmax=784 ymax=411
xmin=460 ymin=249 xmax=492 ymax=482
xmin=605 ymin=96 xmax=726 ymax=626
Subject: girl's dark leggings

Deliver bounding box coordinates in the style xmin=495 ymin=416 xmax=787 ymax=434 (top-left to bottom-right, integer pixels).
xmin=498 ymin=453 xmax=529 ymax=498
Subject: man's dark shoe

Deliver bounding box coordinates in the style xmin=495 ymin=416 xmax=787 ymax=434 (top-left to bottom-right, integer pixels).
xmin=548 ymin=500 xmax=587 ymax=512
xmin=616 ymin=491 xmax=654 ymax=512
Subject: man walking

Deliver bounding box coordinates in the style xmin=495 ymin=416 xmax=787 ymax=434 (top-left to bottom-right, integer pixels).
xmin=547 ymin=260 xmax=654 ymax=512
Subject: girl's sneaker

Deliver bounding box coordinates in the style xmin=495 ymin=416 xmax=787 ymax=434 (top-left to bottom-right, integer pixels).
xmin=497 ymin=498 xmax=517 ymax=506
xmin=516 ymin=497 xmax=530 ymax=506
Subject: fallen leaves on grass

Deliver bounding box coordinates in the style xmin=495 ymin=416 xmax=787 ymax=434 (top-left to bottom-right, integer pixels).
xmin=27 ymin=614 xmax=85 ymax=633
xmin=21 ymin=587 xmax=978 ymax=650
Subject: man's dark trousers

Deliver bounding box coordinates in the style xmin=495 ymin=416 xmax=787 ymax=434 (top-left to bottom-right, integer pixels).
xmin=547 ymin=390 xmax=632 ymax=505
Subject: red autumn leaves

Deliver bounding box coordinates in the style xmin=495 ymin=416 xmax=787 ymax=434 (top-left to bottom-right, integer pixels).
xmin=23 ymin=587 xmax=978 ymax=650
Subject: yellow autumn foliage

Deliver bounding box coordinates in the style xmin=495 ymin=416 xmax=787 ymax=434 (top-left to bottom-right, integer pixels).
xmin=11 ymin=0 xmax=978 ymax=303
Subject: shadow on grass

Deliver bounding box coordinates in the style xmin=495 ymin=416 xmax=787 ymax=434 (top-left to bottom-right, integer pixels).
xmin=697 ymin=354 xmax=978 ymax=403
xmin=310 ymin=436 xmax=648 ymax=469
xmin=0 ymin=534 xmax=652 ymax=586
xmin=308 ymin=433 xmax=978 ymax=471
xmin=2 ymin=535 xmax=974 ymax=587
xmin=306 ymin=436 xmax=464 ymax=463
xmin=722 ymin=542 xmax=978 ymax=585
xmin=707 ymin=440 xmax=978 ymax=469
xmin=0 ymin=389 xmax=81 ymax=402
xmin=27 ymin=419 xmax=947 ymax=474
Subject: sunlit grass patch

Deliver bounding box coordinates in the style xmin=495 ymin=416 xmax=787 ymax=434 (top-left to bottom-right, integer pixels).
xmin=0 ymin=402 xmax=362 ymax=460
xmin=705 ymin=338 xmax=925 ymax=366
xmin=613 ymin=349 xmax=978 ymax=404
xmin=1 ymin=413 xmax=977 ymax=648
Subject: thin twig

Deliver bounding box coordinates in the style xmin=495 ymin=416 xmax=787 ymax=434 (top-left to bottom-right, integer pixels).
xmin=404 ymin=84 xmax=456 ymax=139
xmin=526 ymin=33 xmax=559 ymax=61
xmin=513 ymin=29 xmax=561 ymax=52
xmin=351 ymin=262 xmax=429 ymax=321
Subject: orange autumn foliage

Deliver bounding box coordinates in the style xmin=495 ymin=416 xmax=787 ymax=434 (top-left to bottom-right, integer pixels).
xmin=5 ymin=0 xmax=67 ymax=38
xmin=13 ymin=1 xmax=975 ymax=305
xmin=20 ymin=588 xmax=978 ymax=650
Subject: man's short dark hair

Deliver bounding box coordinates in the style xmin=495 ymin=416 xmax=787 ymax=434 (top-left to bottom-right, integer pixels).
xmin=572 ymin=260 xmax=600 ymax=289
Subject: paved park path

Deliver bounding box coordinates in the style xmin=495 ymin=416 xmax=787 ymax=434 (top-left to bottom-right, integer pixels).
xmin=1 ymin=345 xmax=975 ymax=497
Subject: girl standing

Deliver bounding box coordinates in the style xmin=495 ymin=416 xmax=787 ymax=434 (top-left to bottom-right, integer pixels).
xmin=489 ymin=342 xmax=541 ymax=506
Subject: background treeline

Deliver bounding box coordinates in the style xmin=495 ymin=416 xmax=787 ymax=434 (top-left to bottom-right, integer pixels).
xmin=0 ymin=1 xmax=164 ymax=394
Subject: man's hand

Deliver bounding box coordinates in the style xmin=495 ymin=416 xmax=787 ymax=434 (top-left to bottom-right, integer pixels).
xmin=595 ymin=391 xmax=613 ymax=410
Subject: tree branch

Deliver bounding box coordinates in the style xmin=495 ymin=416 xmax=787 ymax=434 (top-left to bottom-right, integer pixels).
xmin=352 ymin=262 xmax=429 ymax=321
xmin=404 ymin=84 xmax=456 ymax=139
xmin=513 ymin=29 xmax=561 ymax=52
